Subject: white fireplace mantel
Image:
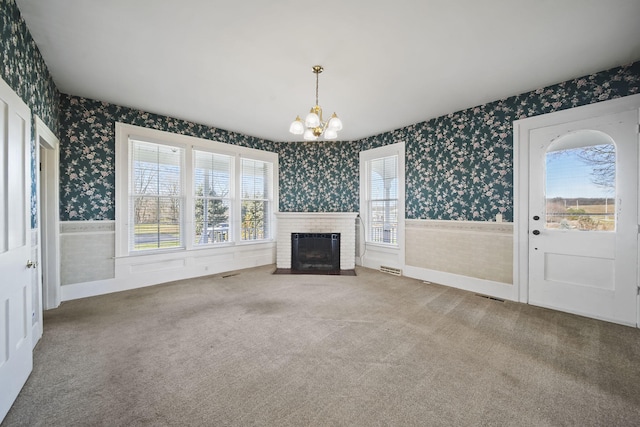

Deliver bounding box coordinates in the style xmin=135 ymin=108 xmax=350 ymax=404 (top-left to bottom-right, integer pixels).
xmin=275 ymin=212 xmax=358 ymax=270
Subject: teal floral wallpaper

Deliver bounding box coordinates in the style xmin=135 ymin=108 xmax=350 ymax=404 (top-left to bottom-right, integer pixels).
xmin=2 ymin=0 xmax=640 ymax=227
xmin=359 ymin=62 xmax=640 ymax=222
xmin=276 ymin=140 xmax=360 ymax=212
xmin=1 ymin=0 xmax=60 ymax=227
xmin=59 ymin=95 xmax=277 ymax=220
xmin=0 ymin=1 xmax=58 ymax=131
xmin=59 ymin=95 xmax=362 ymax=219
xmin=59 ymin=62 xmax=639 ymax=222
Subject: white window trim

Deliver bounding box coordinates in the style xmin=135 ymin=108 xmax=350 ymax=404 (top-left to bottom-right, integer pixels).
xmin=359 ymin=142 xmax=405 ymax=269
xmin=115 ymin=123 xmax=278 ymax=258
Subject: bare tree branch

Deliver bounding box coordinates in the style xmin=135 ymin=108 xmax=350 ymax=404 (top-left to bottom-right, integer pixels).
xmin=576 ymin=144 xmax=615 ymax=189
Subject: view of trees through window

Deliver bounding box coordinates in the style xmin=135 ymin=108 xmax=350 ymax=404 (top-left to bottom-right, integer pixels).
xmin=241 ymin=159 xmax=270 ymax=241
xmin=545 ymin=143 xmax=615 ymax=231
xmin=194 ymin=151 xmax=230 ymax=244
xmin=128 ymin=139 xmax=274 ymax=252
xmin=131 ymin=141 xmax=183 ymax=250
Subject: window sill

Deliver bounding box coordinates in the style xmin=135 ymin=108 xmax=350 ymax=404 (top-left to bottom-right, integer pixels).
xmin=365 ymin=242 xmax=400 ymax=251
xmin=116 ymin=239 xmax=275 ymax=259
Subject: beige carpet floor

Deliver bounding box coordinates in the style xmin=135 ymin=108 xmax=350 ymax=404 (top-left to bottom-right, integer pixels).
xmin=3 ymin=265 xmax=640 ymax=426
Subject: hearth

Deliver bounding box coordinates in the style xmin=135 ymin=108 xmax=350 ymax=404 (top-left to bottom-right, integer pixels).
xmin=291 ymin=233 xmax=340 ymax=271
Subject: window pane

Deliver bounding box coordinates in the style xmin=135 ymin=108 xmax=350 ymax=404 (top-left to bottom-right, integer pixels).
xmin=133 ymin=164 xmax=159 ymax=195
xmin=370 ymin=156 xmax=398 ymax=200
xmin=241 ymin=200 xmax=269 ymax=241
xmin=242 ymin=159 xmax=270 ymax=199
xmin=132 ymin=141 xmax=182 ymax=196
xmin=130 ymin=140 xmax=183 ymax=251
xmin=545 ymin=143 xmax=615 ymax=231
xmin=158 ymin=168 xmax=181 ymax=196
xmin=367 ymin=154 xmax=398 ymax=245
xmin=194 ymin=151 xmax=231 ymax=196
xmin=194 ymin=199 xmax=230 ymax=244
xmin=194 ymin=150 xmax=232 ymax=245
xmin=241 ymin=159 xmax=272 ymax=241
xmin=369 ymin=200 xmax=397 ymax=244
xmin=131 ymin=196 xmax=182 ymax=250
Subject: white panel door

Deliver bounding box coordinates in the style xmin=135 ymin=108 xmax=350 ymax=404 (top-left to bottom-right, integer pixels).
xmin=0 ymin=78 xmax=33 ymax=421
xmin=528 ymin=109 xmax=638 ymax=325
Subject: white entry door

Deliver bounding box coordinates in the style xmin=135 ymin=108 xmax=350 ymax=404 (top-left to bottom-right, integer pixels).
xmin=528 ymin=109 xmax=639 ymax=325
xmin=0 ymin=78 xmax=33 ymax=421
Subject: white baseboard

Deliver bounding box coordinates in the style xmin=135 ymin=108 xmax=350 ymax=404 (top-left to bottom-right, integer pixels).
xmin=62 ymin=277 xmax=120 ymax=301
xmin=403 ymin=265 xmax=519 ymax=302
xmin=61 ymin=249 xmax=516 ymax=303
xmin=61 ymin=244 xmax=275 ymax=301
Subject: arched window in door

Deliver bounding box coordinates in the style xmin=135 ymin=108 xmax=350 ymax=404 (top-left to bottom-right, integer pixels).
xmin=545 ymin=130 xmax=616 ymax=231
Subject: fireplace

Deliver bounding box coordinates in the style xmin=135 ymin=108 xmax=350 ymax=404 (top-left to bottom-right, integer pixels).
xmin=275 ymin=212 xmax=357 ymax=271
xmin=291 ymin=233 xmax=340 ymax=271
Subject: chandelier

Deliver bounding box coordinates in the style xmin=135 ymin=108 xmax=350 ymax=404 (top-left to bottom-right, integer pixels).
xmin=289 ymin=65 xmax=343 ymax=140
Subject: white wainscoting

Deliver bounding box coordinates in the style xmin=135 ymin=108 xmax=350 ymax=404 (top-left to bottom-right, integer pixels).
xmin=404 ymin=219 xmax=518 ymax=301
xmin=275 ymin=212 xmax=358 ymax=270
xmin=60 ymin=221 xmax=115 ymax=285
xmin=60 ymin=220 xmax=275 ymax=301
xmin=60 ymin=217 xmax=516 ymax=301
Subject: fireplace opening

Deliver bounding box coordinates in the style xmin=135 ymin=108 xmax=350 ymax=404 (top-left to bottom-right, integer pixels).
xmin=291 ymin=233 xmax=340 ymax=271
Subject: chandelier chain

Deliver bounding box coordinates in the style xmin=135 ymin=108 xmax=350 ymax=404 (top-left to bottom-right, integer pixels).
xmin=315 ymin=69 xmax=319 ymax=106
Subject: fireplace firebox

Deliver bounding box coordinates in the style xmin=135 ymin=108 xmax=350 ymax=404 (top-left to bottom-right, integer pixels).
xmin=291 ymin=233 xmax=340 ymax=271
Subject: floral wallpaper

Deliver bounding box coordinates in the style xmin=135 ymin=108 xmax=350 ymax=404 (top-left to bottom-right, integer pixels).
xmin=59 ymin=62 xmax=639 ymax=222
xmin=1 ymin=0 xmax=60 ymax=228
xmin=2 ymin=0 xmax=640 ymax=227
xmin=359 ymin=61 xmax=640 ymax=222
xmin=59 ymin=95 xmax=362 ymax=219
xmin=276 ymin=140 xmax=360 ymax=212
xmin=59 ymin=95 xmax=276 ymax=220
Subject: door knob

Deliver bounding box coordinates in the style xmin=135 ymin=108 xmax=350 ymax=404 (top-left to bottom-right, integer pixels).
xmin=26 ymin=260 xmax=38 ymax=269
xmin=532 ymin=230 xmax=540 ymax=235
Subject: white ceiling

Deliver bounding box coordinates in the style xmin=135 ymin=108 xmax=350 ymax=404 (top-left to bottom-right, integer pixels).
xmin=15 ymin=0 xmax=640 ymax=142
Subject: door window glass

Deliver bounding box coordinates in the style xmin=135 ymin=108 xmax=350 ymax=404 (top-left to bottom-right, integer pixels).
xmin=545 ymin=132 xmax=615 ymax=231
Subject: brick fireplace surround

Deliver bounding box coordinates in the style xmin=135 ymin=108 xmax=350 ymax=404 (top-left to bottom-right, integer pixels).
xmin=275 ymin=212 xmax=358 ymax=270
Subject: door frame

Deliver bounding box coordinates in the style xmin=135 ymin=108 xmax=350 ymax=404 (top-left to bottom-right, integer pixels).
xmin=513 ymin=94 xmax=640 ymax=326
xmin=35 ymin=116 xmax=61 ymax=312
